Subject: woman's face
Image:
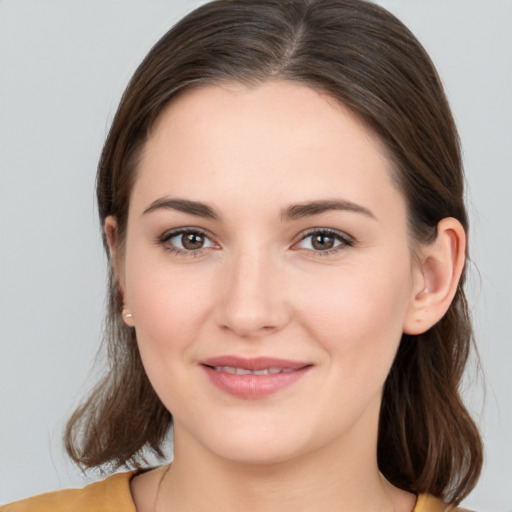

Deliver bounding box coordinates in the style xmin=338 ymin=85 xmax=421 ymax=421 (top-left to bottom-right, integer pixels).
xmin=115 ymin=82 xmax=424 ymax=465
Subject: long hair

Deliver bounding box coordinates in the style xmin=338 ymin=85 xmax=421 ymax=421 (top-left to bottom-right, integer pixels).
xmin=65 ymin=0 xmax=482 ymax=503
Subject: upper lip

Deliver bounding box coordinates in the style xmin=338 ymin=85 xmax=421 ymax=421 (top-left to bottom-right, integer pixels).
xmin=200 ymin=355 xmax=312 ymax=371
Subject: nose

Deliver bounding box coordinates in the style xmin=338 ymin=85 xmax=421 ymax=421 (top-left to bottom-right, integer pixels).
xmin=214 ymin=246 xmax=291 ymax=339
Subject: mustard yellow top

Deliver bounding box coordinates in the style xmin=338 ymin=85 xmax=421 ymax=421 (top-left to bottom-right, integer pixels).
xmin=1 ymin=471 xmax=474 ymax=512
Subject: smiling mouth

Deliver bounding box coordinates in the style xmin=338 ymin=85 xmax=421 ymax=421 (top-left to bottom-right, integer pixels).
xmin=205 ymin=365 xmax=297 ymax=375
xmin=200 ymin=356 xmax=312 ymax=399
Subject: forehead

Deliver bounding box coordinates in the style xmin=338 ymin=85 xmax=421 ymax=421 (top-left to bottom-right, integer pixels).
xmin=148 ymin=81 xmax=386 ymax=161
xmin=132 ymin=81 xmax=402 ymax=220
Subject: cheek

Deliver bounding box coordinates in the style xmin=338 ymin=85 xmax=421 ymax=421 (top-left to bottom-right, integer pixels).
xmin=124 ymin=263 xmax=213 ymax=411
xmin=295 ymin=256 xmax=413 ymax=377
xmin=124 ymin=249 xmax=214 ymax=360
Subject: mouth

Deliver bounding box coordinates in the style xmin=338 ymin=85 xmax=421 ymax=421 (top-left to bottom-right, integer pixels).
xmin=205 ymin=366 xmax=297 ymax=375
xmin=199 ymin=356 xmax=313 ymax=399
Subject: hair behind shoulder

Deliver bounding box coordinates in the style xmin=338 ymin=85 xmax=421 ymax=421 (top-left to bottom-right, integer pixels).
xmin=65 ymin=0 xmax=482 ymax=503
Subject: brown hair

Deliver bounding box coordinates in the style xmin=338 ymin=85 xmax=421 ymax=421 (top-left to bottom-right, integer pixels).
xmin=65 ymin=0 xmax=482 ymax=504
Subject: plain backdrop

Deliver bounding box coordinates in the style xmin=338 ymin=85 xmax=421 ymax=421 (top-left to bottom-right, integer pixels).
xmin=1 ymin=0 xmax=511 ymax=510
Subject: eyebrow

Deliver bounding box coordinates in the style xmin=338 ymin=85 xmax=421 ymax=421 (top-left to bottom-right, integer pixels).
xmin=279 ymin=199 xmax=376 ymax=221
xmin=142 ymin=197 xmax=376 ymax=222
xmin=142 ymin=198 xmax=221 ymax=220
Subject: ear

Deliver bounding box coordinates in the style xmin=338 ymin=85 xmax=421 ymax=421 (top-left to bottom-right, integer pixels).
xmin=104 ymin=216 xmax=134 ymax=327
xmin=403 ymin=217 xmax=466 ymax=335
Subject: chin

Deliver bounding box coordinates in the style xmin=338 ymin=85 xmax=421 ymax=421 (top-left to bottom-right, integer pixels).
xmin=216 ymin=441 xmax=304 ymax=466
xmin=187 ymin=419 xmax=314 ymax=466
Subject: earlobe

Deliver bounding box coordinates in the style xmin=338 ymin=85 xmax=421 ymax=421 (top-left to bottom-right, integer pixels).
xmin=403 ymin=217 xmax=466 ymax=335
xmin=122 ymin=306 xmax=135 ymax=327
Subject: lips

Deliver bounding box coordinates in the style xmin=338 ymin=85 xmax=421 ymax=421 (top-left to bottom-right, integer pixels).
xmin=208 ymin=366 xmax=295 ymax=375
xmin=200 ymin=356 xmax=312 ymax=399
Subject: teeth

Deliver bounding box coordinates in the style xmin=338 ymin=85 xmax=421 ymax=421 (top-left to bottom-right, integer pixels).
xmin=219 ymin=366 xmax=251 ymax=375
xmin=212 ymin=366 xmax=291 ymax=375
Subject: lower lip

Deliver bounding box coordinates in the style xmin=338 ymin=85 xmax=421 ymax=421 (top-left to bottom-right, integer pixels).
xmin=201 ymin=365 xmax=311 ymax=399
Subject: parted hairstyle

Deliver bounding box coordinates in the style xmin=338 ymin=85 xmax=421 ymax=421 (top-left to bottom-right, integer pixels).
xmin=65 ymin=0 xmax=483 ymax=504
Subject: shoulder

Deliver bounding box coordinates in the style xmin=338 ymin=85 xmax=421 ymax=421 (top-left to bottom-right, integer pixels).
xmin=1 ymin=471 xmax=137 ymax=512
xmin=414 ymin=494 xmax=476 ymax=512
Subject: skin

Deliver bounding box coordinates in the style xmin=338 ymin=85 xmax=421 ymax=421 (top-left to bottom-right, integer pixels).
xmin=106 ymin=82 xmax=466 ymax=512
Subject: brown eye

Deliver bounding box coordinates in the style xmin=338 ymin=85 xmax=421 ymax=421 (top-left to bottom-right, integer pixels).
xmin=311 ymin=233 xmax=335 ymax=250
xmin=295 ymin=229 xmax=352 ymax=253
xmin=182 ymin=232 xmax=205 ymax=250
xmin=162 ymin=229 xmax=215 ymax=252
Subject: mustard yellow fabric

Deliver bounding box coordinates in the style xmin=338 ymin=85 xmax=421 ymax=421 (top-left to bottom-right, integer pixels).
xmin=1 ymin=472 xmax=136 ymax=512
xmin=1 ymin=471 xmax=473 ymax=512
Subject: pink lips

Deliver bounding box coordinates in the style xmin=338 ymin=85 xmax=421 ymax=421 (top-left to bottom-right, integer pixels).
xmin=200 ymin=356 xmax=312 ymax=399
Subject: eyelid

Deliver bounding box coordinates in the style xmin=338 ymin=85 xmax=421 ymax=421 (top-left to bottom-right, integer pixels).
xmin=292 ymin=228 xmax=354 ymax=254
xmin=156 ymin=226 xmax=354 ymax=257
xmin=157 ymin=227 xmax=219 ymax=256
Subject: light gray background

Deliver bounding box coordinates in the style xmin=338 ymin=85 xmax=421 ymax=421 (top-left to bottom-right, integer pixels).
xmin=1 ymin=0 xmax=511 ymax=510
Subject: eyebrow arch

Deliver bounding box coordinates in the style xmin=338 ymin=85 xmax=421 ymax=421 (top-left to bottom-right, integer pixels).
xmin=142 ymin=197 xmax=375 ymax=222
xmin=280 ymin=199 xmax=376 ymax=221
xmin=142 ymin=197 xmax=221 ymax=220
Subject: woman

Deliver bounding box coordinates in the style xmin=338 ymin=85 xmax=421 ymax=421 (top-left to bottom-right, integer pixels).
xmin=2 ymin=0 xmax=483 ymax=510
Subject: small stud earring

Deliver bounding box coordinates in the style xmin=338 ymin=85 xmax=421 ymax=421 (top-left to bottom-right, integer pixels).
xmin=122 ymin=307 xmax=132 ymax=320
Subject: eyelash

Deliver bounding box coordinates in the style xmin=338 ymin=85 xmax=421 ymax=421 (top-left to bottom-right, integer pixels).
xmin=157 ymin=227 xmax=354 ymax=257
xmin=294 ymin=228 xmax=354 ymax=256
xmin=157 ymin=228 xmax=216 ymax=258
